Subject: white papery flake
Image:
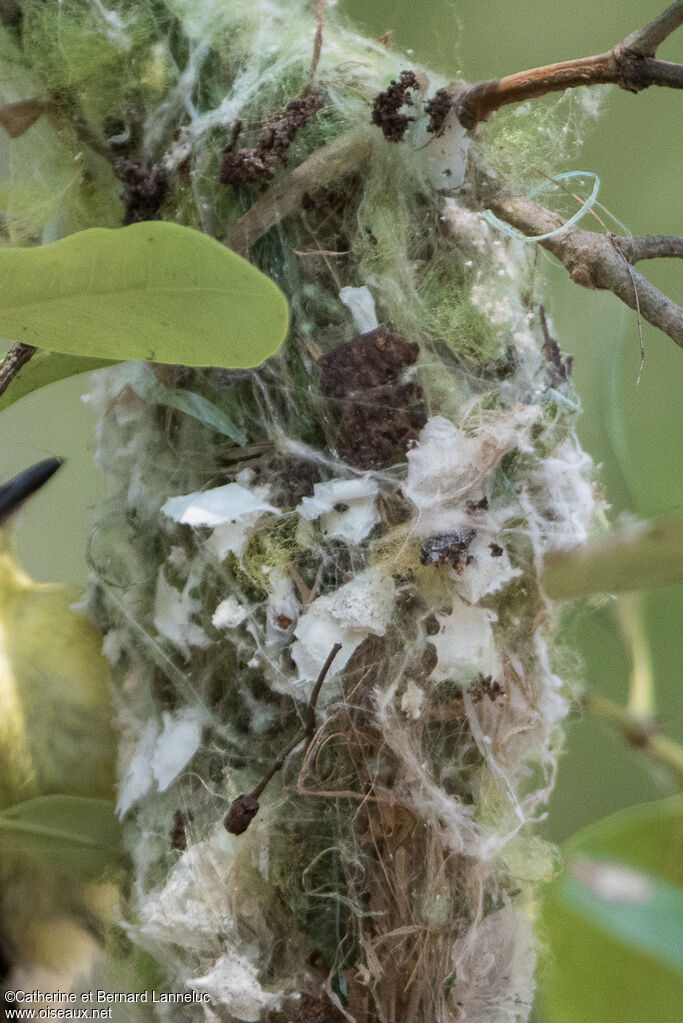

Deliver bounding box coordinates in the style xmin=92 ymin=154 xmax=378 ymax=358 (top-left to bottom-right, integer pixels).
xmin=423 ymin=107 xmax=470 ymax=191
xmin=339 ymin=285 xmax=379 ymax=334
xmin=117 ymin=709 xmax=205 ymax=814
xmin=162 ymin=483 xmax=280 ymax=560
xmin=292 ymin=567 xmax=395 ymax=687
xmin=455 ymin=533 xmax=521 ymax=604
xmin=298 ymin=477 xmax=380 ymax=544
xmin=153 ymin=569 xmax=210 ymax=655
xmin=430 ymin=597 xmax=500 ymax=682
xmin=117 ymin=718 xmax=159 ymax=818
xmin=404 ymin=410 xmax=538 ymax=535
xmin=151 ymin=708 xmax=205 ymax=792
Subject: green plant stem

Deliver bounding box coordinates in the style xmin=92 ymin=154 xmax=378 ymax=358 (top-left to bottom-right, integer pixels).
xmin=617 ymin=593 xmax=656 ymax=719
xmin=583 ymin=691 xmax=683 ymax=778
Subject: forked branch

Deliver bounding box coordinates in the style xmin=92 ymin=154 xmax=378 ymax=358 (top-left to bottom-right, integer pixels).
xmin=487 ymin=191 xmax=683 ymax=349
xmin=456 ymin=1 xmax=683 ymax=128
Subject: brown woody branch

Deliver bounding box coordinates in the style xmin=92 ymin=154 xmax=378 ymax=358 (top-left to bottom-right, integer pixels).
xmin=456 ymin=1 xmax=683 ymax=128
xmin=487 ymin=191 xmax=683 ymax=349
xmin=0 ymin=342 xmax=37 ymax=399
xmin=613 ymin=235 xmax=683 ymax=262
xmin=622 ymin=0 xmax=683 ymax=54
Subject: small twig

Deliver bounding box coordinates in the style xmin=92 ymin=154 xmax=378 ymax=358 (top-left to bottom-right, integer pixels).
xmin=487 ymin=191 xmax=683 ymax=349
xmin=607 ymin=234 xmax=646 ymax=381
xmin=613 ymin=234 xmax=683 ymax=263
xmin=0 ymin=342 xmax=37 ymax=399
xmin=539 ymin=304 xmax=572 ymax=380
xmin=456 ymin=2 xmax=683 ymax=128
xmin=224 ymin=643 xmax=342 ymax=834
xmin=622 ymin=1 xmax=683 ymax=55
xmin=306 ymin=642 xmax=343 ymax=733
xmin=307 ymin=0 xmax=325 ymax=90
xmin=582 ymin=690 xmax=683 ymax=778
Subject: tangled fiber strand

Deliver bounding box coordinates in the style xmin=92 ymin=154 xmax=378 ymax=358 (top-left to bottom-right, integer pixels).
xmin=1 ymin=2 xmax=605 ymax=1021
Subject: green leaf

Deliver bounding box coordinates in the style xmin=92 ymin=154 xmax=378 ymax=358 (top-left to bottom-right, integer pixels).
xmin=0 ymin=222 xmax=289 ymax=368
xmin=120 ymin=362 xmax=247 ymax=445
xmin=0 ymin=795 xmax=124 ymax=881
xmin=0 ymin=350 xmax=116 ymax=412
xmin=562 ymin=860 xmax=683 ymax=973
xmin=542 ymin=516 xmax=683 ymax=598
xmin=540 ymin=797 xmax=683 ymax=1023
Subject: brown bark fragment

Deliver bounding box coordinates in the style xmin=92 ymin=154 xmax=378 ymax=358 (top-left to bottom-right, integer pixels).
xmin=221 ymin=97 xmax=322 ymax=187
xmin=318 ymin=328 xmax=426 ymax=469
xmin=371 ymin=70 xmax=419 ymax=142
xmin=114 ymin=159 xmax=168 ymax=225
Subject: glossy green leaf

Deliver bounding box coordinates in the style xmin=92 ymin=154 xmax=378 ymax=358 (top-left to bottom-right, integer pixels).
xmin=0 ymin=350 xmax=116 ymax=413
xmin=542 ymin=517 xmax=683 ymax=598
xmin=0 ymin=222 xmax=289 ymax=368
xmin=540 ymin=797 xmax=683 ymax=1023
xmin=0 ymin=795 xmax=123 ymax=881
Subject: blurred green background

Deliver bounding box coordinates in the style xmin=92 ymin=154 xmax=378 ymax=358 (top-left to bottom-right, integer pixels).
xmin=0 ymin=0 xmax=680 ymax=1009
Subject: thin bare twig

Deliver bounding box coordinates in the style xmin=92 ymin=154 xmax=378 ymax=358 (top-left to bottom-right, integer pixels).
xmin=487 ymin=191 xmax=683 ymax=349
xmin=623 ymin=0 xmax=683 ymax=55
xmin=307 ymin=0 xmax=325 ymax=90
xmin=456 ymin=2 xmax=683 ymax=128
xmin=0 ymin=342 xmax=37 ymax=399
xmin=613 ymin=234 xmax=683 ymax=263
xmin=223 ymin=643 xmax=342 ymax=834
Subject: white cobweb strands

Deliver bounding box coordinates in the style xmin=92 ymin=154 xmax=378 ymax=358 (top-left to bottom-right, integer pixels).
xmin=70 ymin=1 xmax=604 ymax=1019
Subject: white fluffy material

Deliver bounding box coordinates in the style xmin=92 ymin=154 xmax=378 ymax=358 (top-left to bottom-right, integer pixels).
xmin=339 ymin=285 xmax=379 ymax=334
xmin=212 ymin=596 xmax=249 ymax=629
xmin=191 ymin=953 xmax=281 ymax=1021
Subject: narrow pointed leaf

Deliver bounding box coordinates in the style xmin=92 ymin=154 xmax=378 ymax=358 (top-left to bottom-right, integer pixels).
xmin=542 ymin=517 xmax=683 ymax=598
xmin=121 ymin=362 xmax=247 ymax=445
xmin=0 ymin=350 xmax=117 ymax=412
xmin=0 ymin=795 xmax=123 ymax=880
xmin=0 ymin=222 xmax=289 ymax=368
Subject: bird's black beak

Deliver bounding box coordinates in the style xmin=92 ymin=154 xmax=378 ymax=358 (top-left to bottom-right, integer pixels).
xmin=0 ymin=458 xmax=63 ymax=525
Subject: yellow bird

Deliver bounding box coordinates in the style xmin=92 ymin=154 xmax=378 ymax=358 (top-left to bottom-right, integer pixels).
xmin=0 ymin=458 xmax=116 ymax=987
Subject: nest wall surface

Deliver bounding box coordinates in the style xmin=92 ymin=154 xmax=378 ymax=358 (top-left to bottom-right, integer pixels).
xmin=0 ymin=2 xmax=603 ymax=1021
